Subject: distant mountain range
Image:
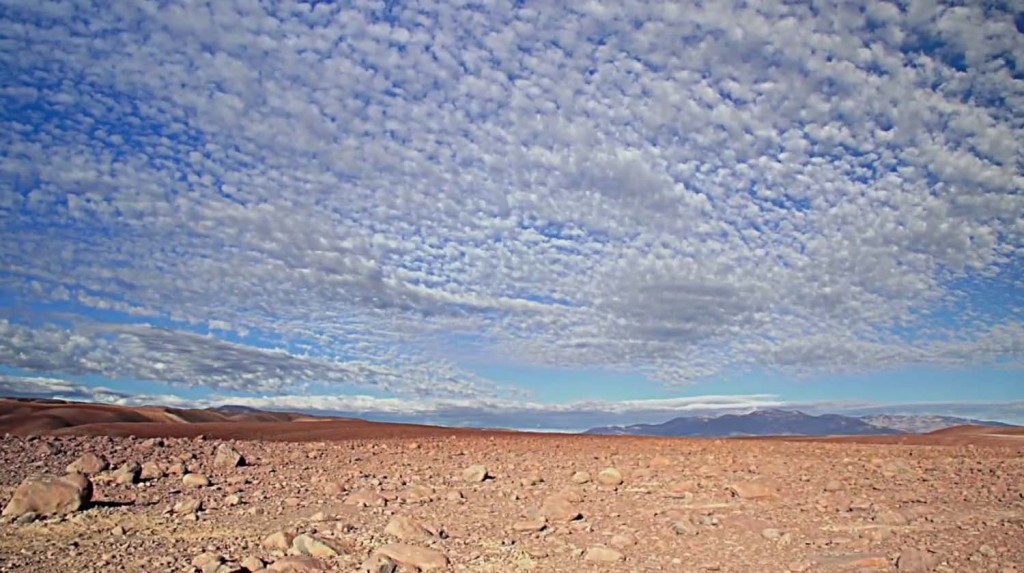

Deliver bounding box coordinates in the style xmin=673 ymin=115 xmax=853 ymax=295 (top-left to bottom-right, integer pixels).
xmin=207 ymin=404 xmax=264 ymax=413
xmin=859 ymin=414 xmax=1013 ymax=434
xmin=583 ymin=408 xmax=1014 ymax=437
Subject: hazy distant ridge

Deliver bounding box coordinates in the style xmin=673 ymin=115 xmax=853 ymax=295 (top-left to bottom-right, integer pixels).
xmin=859 ymin=414 xmax=1013 ymax=434
xmin=582 ymin=409 xmax=1012 ymax=437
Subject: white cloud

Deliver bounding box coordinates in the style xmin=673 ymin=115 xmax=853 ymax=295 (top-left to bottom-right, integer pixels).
xmin=0 ymin=320 xmax=493 ymax=398
xmin=0 ymin=0 xmax=1021 ymax=396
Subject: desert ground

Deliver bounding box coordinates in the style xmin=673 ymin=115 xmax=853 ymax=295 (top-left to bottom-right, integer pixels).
xmin=1 ymin=399 xmax=1021 ymax=573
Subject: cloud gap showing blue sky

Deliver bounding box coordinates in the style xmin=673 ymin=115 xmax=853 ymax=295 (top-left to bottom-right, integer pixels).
xmin=0 ymin=0 xmax=1022 ymax=428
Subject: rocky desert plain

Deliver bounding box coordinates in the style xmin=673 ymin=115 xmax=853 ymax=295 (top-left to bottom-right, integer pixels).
xmin=0 ymin=399 xmax=1022 ymax=573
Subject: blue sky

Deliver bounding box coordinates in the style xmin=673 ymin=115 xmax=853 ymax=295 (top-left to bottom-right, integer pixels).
xmin=0 ymin=0 xmax=1022 ymax=429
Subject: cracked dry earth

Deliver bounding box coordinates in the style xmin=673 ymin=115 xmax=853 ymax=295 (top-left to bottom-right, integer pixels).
xmin=1 ymin=432 xmax=1022 ymax=572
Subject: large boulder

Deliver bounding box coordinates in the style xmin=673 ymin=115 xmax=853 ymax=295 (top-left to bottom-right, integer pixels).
xmin=2 ymin=473 xmax=92 ymax=517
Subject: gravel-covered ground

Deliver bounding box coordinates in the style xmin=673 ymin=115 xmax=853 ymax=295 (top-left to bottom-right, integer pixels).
xmin=1 ymin=431 xmax=1022 ymax=572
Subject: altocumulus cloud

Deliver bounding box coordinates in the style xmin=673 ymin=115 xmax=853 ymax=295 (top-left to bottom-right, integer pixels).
xmin=0 ymin=1 xmax=1022 ymax=399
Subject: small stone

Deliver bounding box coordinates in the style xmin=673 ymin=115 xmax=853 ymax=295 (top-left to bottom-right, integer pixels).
xmin=584 ymin=546 xmax=625 ymax=562
xmin=728 ymin=479 xmax=778 ymax=499
xmin=140 ymin=437 xmax=164 ymax=449
xmin=344 ymin=489 xmax=387 ymax=507
xmin=359 ymin=554 xmax=397 ymax=573
xmin=571 ymin=471 xmax=590 ymax=484
xmin=671 ymin=520 xmax=699 ymax=536
xmin=609 ymin=533 xmax=636 ymax=548
xmin=113 ymin=462 xmax=141 ymax=485
xmin=308 ymin=510 xmax=329 ymax=522
xmin=539 ymin=493 xmax=582 ymax=522
xmin=291 ymin=534 xmax=343 ymax=558
xmin=324 ymin=481 xmax=346 ymax=496
xmin=167 ymin=462 xmax=187 ymax=476
xmin=697 ymin=513 xmax=719 ymax=527
xmin=66 ymin=453 xmax=108 ymax=475
xmin=520 ymin=474 xmax=543 ymax=486
xmin=597 ymin=468 xmax=623 ymax=486
xmin=192 ymin=552 xmax=222 ymax=569
xmin=445 ymin=490 xmax=465 ymax=502
xmin=512 ymin=517 xmax=547 ymax=532
xmin=14 ymin=511 xmax=38 ymax=524
xmin=267 ymin=555 xmax=325 ymax=572
xmin=384 ymin=515 xmax=435 ymax=541
xmin=649 ymin=456 xmax=673 ymax=468
xmin=173 ymin=498 xmax=203 ymax=514
xmin=897 ymin=548 xmax=939 ymax=572
xmin=667 ymin=480 xmax=697 ymax=497
xmin=183 ymin=473 xmax=211 ymax=488
xmin=817 ymin=553 xmax=890 ymax=569
xmin=262 ymin=531 xmax=297 ymax=552
xmin=462 ymin=464 xmax=489 ymax=482
xmin=140 ymin=461 xmax=165 ymax=481
xmin=214 ymin=443 xmax=246 ymax=469
xmin=374 ymin=543 xmax=448 ymax=571
xmin=240 ymin=556 xmax=264 ymax=571
xmin=848 ymin=499 xmax=872 ymax=512
xmin=398 ymin=484 xmax=435 ymax=503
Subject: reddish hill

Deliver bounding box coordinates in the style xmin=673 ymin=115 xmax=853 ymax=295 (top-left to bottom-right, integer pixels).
xmin=0 ymin=397 xmax=512 ymax=441
xmin=48 ymin=419 xmax=502 ymax=441
xmin=0 ymin=398 xmax=304 ymax=436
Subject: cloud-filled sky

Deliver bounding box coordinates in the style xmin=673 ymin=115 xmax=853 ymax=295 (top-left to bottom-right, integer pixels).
xmin=1 ymin=0 xmax=1022 ymax=428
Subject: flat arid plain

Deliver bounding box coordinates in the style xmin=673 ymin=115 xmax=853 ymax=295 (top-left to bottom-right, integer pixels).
xmin=1 ymin=399 xmax=1022 ymax=573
